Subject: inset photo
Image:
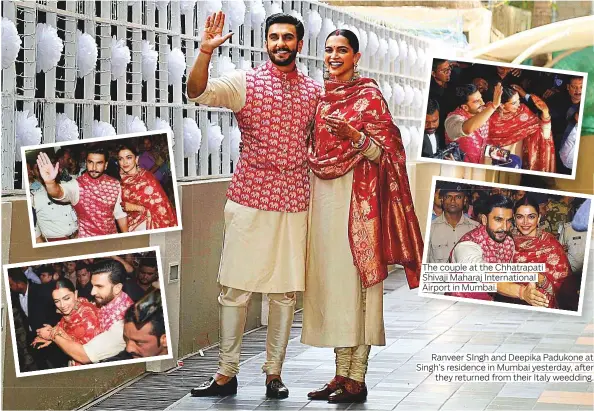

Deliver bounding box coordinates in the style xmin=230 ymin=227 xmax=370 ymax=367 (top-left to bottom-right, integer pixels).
xmin=4 ymin=247 xmax=172 ymax=377
xmin=421 ymin=177 xmax=592 ymax=315
xmin=22 ymin=130 xmax=181 ymax=248
xmin=419 ymin=57 xmax=587 ymax=179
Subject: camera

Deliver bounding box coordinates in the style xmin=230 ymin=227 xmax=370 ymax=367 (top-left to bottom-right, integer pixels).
xmin=432 ymin=142 xmax=465 ymax=162
xmin=484 ymin=144 xmax=511 ymax=162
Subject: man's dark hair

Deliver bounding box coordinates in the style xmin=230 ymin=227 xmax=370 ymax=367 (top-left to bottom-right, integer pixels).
xmin=138 ymin=256 xmax=158 ymax=269
xmin=484 ymin=194 xmax=514 ymax=216
xmin=76 ymin=262 xmax=89 ymax=272
xmin=89 ymin=260 xmax=126 ymax=285
xmin=35 ymin=265 xmax=53 ymax=276
xmin=8 ymin=268 xmax=27 ymax=285
xmin=455 ymin=84 xmax=478 ymax=107
xmin=265 ymin=13 xmax=304 ymax=42
xmin=427 ymin=99 xmax=440 ymax=115
xmin=124 ymin=290 xmax=166 ymax=345
xmin=86 ymin=145 xmax=108 ymax=162
xmin=501 ymin=86 xmax=517 ymax=104
xmin=55 ymin=148 xmax=68 ymax=160
xmin=568 ymin=75 xmax=583 ymax=84
xmin=432 ymin=58 xmax=447 ymax=72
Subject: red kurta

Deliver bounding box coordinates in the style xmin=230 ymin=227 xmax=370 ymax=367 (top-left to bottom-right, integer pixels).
xmin=74 ymin=173 xmax=121 ymax=237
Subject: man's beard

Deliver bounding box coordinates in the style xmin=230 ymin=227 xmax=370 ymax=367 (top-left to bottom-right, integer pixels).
xmin=267 ymin=47 xmax=298 ymax=67
xmin=95 ymin=290 xmax=116 ymax=307
xmin=87 ymin=170 xmax=104 ymax=179
xmin=486 ymin=224 xmax=508 ymax=243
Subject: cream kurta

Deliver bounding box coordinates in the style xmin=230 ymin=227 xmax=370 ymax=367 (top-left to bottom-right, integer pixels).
xmin=301 ymin=169 xmax=386 ymax=347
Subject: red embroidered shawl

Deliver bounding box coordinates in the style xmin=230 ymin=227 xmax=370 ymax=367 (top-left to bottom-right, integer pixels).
xmin=120 ymin=168 xmax=177 ymax=231
xmin=56 ymin=297 xmax=101 ymax=366
xmin=99 ymin=291 xmax=134 ymax=332
xmin=512 ymin=229 xmax=571 ymax=308
xmin=445 ymin=107 xmax=489 ymax=164
xmin=308 ymin=78 xmax=424 ymax=289
xmin=488 ymin=104 xmax=555 ymax=172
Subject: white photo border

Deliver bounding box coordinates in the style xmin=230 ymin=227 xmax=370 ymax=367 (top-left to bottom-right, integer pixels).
xmin=416 ymin=56 xmax=588 ymax=181
xmin=3 ymin=245 xmax=174 ymax=378
xmin=419 ymin=175 xmax=594 ymax=317
xmin=22 ymin=129 xmax=183 ymax=248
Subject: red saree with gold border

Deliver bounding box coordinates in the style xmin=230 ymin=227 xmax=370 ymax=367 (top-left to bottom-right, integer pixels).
xmin=308 ymin=77 xmax=423 ymax=289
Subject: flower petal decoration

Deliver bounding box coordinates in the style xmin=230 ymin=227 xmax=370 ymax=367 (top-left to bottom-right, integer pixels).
xmin=36 ymin=23 xmax=63 ymax=73
xmin=225 ymin=0 xmax=246 ymax=27
xmin=404 ymin=84 xmax=414 ymax=106
xmin=399 ymin=125 xmax=411 ymax=150
xmin=388 ymin=38 xmax=399 ymax=62
xmin=307 ymin=10 xmax=322 ymax=38
xmin=141 ymin=40 xmax=158 ymax=81
xmin=126 ymin=115 xmax=147 ymax=133
xmin=183 ymin=117 xmax=202 ymax=157
xmin=110 ymin=36 xmax=131 ymax=80
xmin=358 ymin=30 xmax=368 ymax=54
xmin=297 ymin=62 xmax=308 ymax=76
xmin=156 ymin=0 xmax=170 ymax=11
xmin=230 ymin=126 xmax=242 ymax=163
xmin=15 ymin=110 xmax=42 ymax=161
xmin=218 ymin=55 xmax=236 ymax=74
xmin=417 ymin=47 xmax=426 ymax=68
xmin=151 ymin=117 xmax=174 ymax=146
xmin=249 ymin=0 xmax=266 ymax=26
xmin=413 ymin=87 xmax=424 ymax=108
xmin=269 ymin=1 xmax=283 ymax=16
xmin=394 ymin=83 xmax=405 ymax=105
xmin=1 ymin=18 xmax=21 ymax=69
xmin=180 ymin=0 xmax=197 ymax=15
xmin=378 ymin=38 xmax=388 ymax=59
xmin=398 ymin=39 xmax=408 ymax=61
xmin=76 ymin=30 xmax=98 ymax=78
xmin=239 ymin=59 xmax=252 ymax=70
xmin=168 ymin=47 xmax=186 ymax=85
xmin=289 ymin=10 xmax=303 ymax=23
xmin=367 ymin=32 xmax=379 ymax=56
xmin=321 ymin=18 xmax=336 ymax=40
xmin=92 ymin=120 xmax=116 ymax=138
xmin=207 ymin=123 xmax=224 ymax=156
xmin=204 ymin=0 xmax=223 ymax=14
xmin=381 ymin=81 xmax=392 ymax=101
xmin=55 ymin=113 xmax=79 ymax=142
xmin=408 ymin=46 xmax=417 ymax=66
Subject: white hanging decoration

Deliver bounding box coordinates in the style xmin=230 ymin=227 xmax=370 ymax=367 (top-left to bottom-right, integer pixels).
xmin=378 ymin=38 xmax=388 ymax=59
xmin=225 ymin=0 xmax=246 ymax=27
xmin=207 ymin=123 xmax=224 ymax=155
xmin=404 ymin=84 xmax=414 ymax=106
xmin=297 ymin=62 xmax=308 ymax=76
xmin=156 ymin=0 xmax=170 ymax=12
xmin=92 ymin=120 xmax=116 ymax=138
xmin=408 ymin=46 xmax=417 ymax=66
xmin=398 ymin=39 xmax=408 ymax=61
xmin=307 ymin=10 xmax=322 ymax=38
xmin=289 ymin=10 xmax=303 ymax=23
xmin=321 ymin=18 xmax=336 ymax=39
xmin=141 ymin=40 xmax=158 ymax=81
xmin=349 ymin=26 xmax=361 ymax=48
xmin=399 ymin=125 xmax=411 ymax=150
xmin=15 ymin=110 xmax=42 ymax=161
xmin=388 ymin=38 xmax=399 ymax=62
xmin=168 ymin=47 xmax=186 ymax=85
xmin=76 ymin=30 xmax=97 ymax=78
xmin=1 ymin=18 xmax=21 ymax=69
xmin=417 ymin=47 xmax=426 ymax=68
xmin=126 ymin=115 xmax=147 ymax=133
xmin=313 ymin=68 xmax=324 ymax=85
xmin=110 ymin=37 xmax=131 ymax=80
xmin=183 ymin=117 xmax=202 ymax=157
xmin=239 ymin=59 xmax=252 ymax=70
xmin=55 ymin=113 xmax=79 ymax=142
xmin=151 ymin=117 xmax=174 ymax=146
xmin=218 ymin=56 xmax=236 ymax=74
xmin=367 ymin=32 xmax=379 ymax=56
xmin=250 ymin=0 xmax=266 ymax=26
xmin=269 ymin=1 xmax=283 ymax=16
xmin=413 ymin=88 xmax=424 ymax=108
xmin=394 ymin=83 xmax=405 ymax=105
xmin=180 ymin=0 xmax=197 ymax=15
xmin=204 ymin=0 xmax=223 ymax=14
xmin=36 ymin=23 xmax=63 ymax=73
xmin=381 ymin=81 xmax=392 ymax=101
xmin=230 ymin=126 xmax=242 ymax=163
xmin=408 ymin=126 xmax=419 ymax=153
xmin=358 ymin=30 xmax=368 ymax=54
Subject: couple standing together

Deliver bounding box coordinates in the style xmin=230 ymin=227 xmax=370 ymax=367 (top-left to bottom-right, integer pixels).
xmin=187 ymin=12 xmax=423 ymax=403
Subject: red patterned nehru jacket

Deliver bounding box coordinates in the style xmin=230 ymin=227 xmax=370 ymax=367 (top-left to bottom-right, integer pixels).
xmin=73 ymin=173 xmax=121 ymax=237
xmin=229 ymin=60 xmax=322 ymax=212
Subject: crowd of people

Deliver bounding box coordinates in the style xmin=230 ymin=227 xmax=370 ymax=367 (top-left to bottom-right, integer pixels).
xmin=423 ymin=59 xmax=583 ymax=174
xmin=25 ymin=134 xmax=177 ymax=242
xmin=7 ymin=252 xmax=167 ymax=373
xmin=427 ymin=181 xmax=590 ymax=311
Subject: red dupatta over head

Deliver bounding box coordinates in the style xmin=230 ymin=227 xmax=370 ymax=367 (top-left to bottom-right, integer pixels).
xmin=308 ymin=77 xmax=424 ymax=289
xmin=488 ymin=104 xmax=555 ymax=172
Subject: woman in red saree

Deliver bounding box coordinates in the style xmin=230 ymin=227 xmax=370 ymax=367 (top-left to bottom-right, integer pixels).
xmin=117 ymin=144 xmax=177 ymax=231
xmin=33 ymin=279 xmax=100 ymax=366
xmin=509 ymin=195 xmax=571 ymax=309
xmin=488 ymin=86 xmax=555 ymax=172
xmin=302 ymin=30 xmax=423 ymax=404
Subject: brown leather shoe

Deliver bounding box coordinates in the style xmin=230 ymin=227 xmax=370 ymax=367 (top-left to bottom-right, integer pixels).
xmin=307 ymin=384 xmax=336 ymax=401
xmin=327 ymin=385 xmax=368 ymax=403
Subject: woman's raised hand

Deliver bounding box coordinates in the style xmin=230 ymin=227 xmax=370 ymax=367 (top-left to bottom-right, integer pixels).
xmin=324 ymin=115 xmax=361 ymax=143
xmin=201 ymin=11 xmax=233 ymax=53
